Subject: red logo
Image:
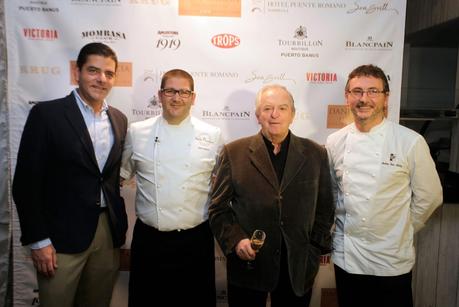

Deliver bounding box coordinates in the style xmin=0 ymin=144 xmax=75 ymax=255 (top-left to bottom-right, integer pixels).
xmin=22 ymin=28 xmax=58 ymax=40
xmin=211 ymin=34 xmax=240 ymax=48
xmin=305 ymin=72 xmax=337 ymax=83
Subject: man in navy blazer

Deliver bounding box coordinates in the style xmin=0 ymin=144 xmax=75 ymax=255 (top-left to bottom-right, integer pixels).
xmin=13 ymin=42 xmax=128 ymax=307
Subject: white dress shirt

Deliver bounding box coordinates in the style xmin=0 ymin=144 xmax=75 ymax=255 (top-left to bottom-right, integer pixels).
xmin=326 ymin=119 xmax=442 ymax=276
xmin=121 ymin=115 xmax=223 ymax=231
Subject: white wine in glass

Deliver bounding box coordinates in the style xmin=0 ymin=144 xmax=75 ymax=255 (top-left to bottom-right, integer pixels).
xmin=247 ymin=229 xmax=266 ymax=269
xmin=250 ymin=238 xmax=264 ymax=252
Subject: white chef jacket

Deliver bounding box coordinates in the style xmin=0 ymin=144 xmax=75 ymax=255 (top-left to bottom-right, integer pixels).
xmin=326 ymin=119 xmax=442 ymax=276
xmin=121 ymin=115 xmax=223 ymax=231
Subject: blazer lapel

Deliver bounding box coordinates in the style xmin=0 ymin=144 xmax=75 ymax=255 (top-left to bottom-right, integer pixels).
xmin=280 ymin=134 xmax=306 ymax=192
xmin=103 ymin=107 xmax=122 ymax=173
xmin=249 ymin=133 xmax=279 ymax=190
xmin=63 ymin=94 xmax=99 ymax=170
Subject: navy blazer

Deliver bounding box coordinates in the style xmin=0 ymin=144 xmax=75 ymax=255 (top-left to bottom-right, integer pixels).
xmin=209 ymin=132 xmax=334 ymax=296
xmin=13 ymin=93 xmax=128 ymax=253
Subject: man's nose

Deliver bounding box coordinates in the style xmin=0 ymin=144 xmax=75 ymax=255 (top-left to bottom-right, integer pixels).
xmin=271 ymin=108 xmax=280 ymax=118
xmin=359 ymin=92 xmax=372 ymax=102
xmin=97 ymin=72 xmax=108 ymax=82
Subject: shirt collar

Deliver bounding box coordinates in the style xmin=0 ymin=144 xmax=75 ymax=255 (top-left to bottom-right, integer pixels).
xmin=352 ymin=118 xmax=387 ymax=135
xmin=161 ymin=114 xmax=192 ymax=128
xmin=73 ymin=89 xmax=109 ymax=113
xmin=262 ymin=131 xmax=291 ymax=153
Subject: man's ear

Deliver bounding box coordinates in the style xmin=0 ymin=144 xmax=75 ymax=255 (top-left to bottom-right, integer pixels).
xmin=74 ymin=66 xmax=80 ymax=84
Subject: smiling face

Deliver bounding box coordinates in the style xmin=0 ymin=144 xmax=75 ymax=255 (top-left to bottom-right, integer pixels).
xmin=256 ymin=86 xmax=295 ymax=143
xmin=159 ymin=76 xmax=196 ymax=125
xmin=75 ymin=54 xmax=116 ymax=109
xmin=346 ymin=76 xmax=388 ymax=131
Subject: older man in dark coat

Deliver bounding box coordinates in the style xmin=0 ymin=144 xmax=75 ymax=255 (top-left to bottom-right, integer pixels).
xmin=209 ymin=84 xmax=334 ymax=307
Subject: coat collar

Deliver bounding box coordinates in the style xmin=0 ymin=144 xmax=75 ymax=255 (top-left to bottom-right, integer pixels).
xmin=248 ymin=131 xmax=306 ymax=192
xmin=249 ymin=132 xmax=278 ymax=190
xmin=64 ymin=93 xmax=99 ymax=170
xmin=63 ymin=92 xmax=121 ymax=174
xmin=280 ymin=133 xmax=306 ymax=192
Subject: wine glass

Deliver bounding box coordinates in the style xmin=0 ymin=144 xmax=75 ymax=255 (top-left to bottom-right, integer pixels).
xmin=247 ymin=229 xmax=266 ymax=269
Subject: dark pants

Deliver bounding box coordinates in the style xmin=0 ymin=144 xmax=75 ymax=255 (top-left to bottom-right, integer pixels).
xmin=128 ymin=219 xmax=216 ymax=307
xmin=334 ymin=264 xmax=413 ymax=307
xmin=228 ymin=239 xmax=312 ymax=307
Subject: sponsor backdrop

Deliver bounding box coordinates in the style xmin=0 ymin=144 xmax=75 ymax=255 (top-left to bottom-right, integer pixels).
xmin=5 ymin=0 xmax=406 ymax=306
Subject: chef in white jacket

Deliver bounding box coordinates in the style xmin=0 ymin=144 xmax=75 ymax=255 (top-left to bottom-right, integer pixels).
xmin=121 ymin=69 xmax=223 ymax=307
xmin=326 ymin=64 xmax=442 ymax=307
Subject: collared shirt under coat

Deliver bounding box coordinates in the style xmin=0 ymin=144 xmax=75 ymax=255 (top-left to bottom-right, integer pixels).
xmin=30 ymin=90 xmax=114 ymax=249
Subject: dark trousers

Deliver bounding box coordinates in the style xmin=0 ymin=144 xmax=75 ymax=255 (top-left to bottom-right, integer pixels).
xmin=128 ymin=219 xmax=216 ymax=307
xmin=334 ymin=264 xmax=413 ymax=307
xmin=228 ymin=239 xmax=312 ymax=307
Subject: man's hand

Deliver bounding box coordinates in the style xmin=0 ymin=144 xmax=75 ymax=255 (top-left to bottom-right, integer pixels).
xmin=31 ymin=245 xmax=58 ymax=278
xmin=235 ymin=239 xmax=256 ymax=261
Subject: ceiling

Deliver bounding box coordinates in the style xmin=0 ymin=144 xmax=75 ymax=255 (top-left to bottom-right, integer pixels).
xmin=405 ymin=17 xmax=459 ymax=47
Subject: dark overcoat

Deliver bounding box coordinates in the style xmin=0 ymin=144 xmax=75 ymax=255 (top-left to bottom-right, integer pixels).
xmin=209 ymin=132 xmax=334 ymax=296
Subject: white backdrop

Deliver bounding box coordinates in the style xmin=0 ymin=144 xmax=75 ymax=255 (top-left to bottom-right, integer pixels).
xmin=5 ymin=0 xmax=407 ymax=306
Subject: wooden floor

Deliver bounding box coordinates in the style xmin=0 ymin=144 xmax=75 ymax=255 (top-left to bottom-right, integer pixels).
xmin=413 ymin=203 xmax=459 ymax=307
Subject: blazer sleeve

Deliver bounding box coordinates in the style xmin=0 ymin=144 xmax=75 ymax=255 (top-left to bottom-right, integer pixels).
xmin=310 ymin=146 xmax=335 ymax=254
xmin=12 ymin=104 xmax=51 ymax=245
xmin=208 ymin=145 xmax=247 ymax=255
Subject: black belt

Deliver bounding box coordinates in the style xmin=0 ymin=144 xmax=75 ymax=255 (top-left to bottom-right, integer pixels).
xmin=137 ymin=218 xmax=209 ymax=235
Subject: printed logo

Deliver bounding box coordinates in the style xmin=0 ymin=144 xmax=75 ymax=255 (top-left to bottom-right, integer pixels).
xmin=131 ymin=70 xmax=165 ymax=119
xmin=179 ymin=0 xmax=241 ymax=17
xmin=189 ymin=71 xmax=239 ymax=79
xmin=294 ymin=25 xmax=307 ymax=39
xmin=22 ymin=28 xmax=58 ymax=40
xmin=201 ymin=106 xmax=251 ymax=121
xmin=305 ymin=72 xmax=338 ymax=84
xmin=245 ymin=71 xmax=296 ymax=84
xmin=146 ymin=93 xmax=161 ymax=110
xmin=278 ymin=26 xmax=323 ymax=58
xmin=71 ymin=0 xmax=121 ymax=6
xmin=382 ymin=153 xmax=402 ymax=167
xmin=32 ymin=288 xmax=39 ymax=305
xmin=345 ymin=36 xmax=393 ymax=50
xmin=216 ymin=289 xmax=228 ymax=303
xmin=20 ymin=65 xmax=61 ymax=75
xmin=294 ymin=111 xmax=311 ymax=121
xmin=250 ymin=0 xmax=265 ymax=13
xmin=211 ymin=34 xmax=240 ymax=49
xmin=195 ymin=133 xmax=216 ymax=150
xmin=156 ymin=31 xmax=181 ymax=50
xmin=81 ymin=30 xmax=127 ymax=44
xmin=250 ymin=0 xmax=346 ymax=13
xmin=18 ymin=1 xmax=59 ymax=13
xmin=327 ymin=105 xmax=352 ymax=129
xmin=347 ymin=0 xmax=399 ymax=15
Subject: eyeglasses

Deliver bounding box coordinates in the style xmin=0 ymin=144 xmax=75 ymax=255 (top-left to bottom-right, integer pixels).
xmin=161 ymin=88 xmax=194 ymax=98
xmin=347 ymin=88 xmax=386 ymax=99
